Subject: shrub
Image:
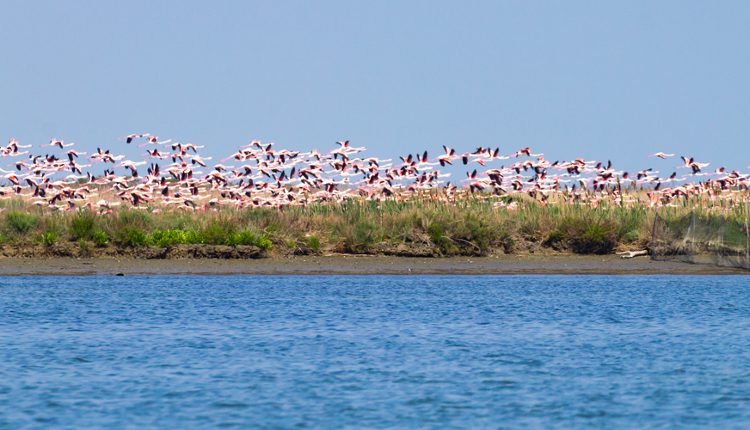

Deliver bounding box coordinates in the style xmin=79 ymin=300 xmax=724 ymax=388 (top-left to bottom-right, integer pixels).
xmin=464 ymin=215 xmax=492 ymax=254
xmin=92 ymin=230 xmax=109 ymax=247
xmin=150 ymin=229 xmax=194 ymax=247
xmin=342 ymin=221 xmax=375 ymax=254
xmin=623 ymin=230 xmax=640 ymax=243
xmin=257 ymin=236 xmax=273 ymax=251
xmin=115 ymin=227 xmax=148 ymax=247
xmin=227 ymin=230 xmax=259 ymax=246
xmin=116 ymin=210 xmax=152 ymax=230
xmin=572 ymin=223 xmax=617 ymax=254
xmin=40 ymin=231 xmax=58 ymax=247
xmin=5 ymin=211 xmax=38 ymax=235
xmin=564 ymin=219 xmax=616 ymax=254
xmin=202 ymin=221 xmax=233 ymax=245
xmin=147 ymin=229 xmax=210 ymax=247
xmin=150 ymin=229 xmax=175 ymax=247
xmin=427 ymin=222 xmax=455 ymax=254
xmin=78 ymin=239 xmax=92 ymax=257
xmin=427 ymin=222 xmax=444 ymax=243
xmin=70 ymin=212 xmax=96 ymax=240
xmin=546 ymin=216 xmax=618 ymax=254
xmin=306 ymin=235 xmax=321 ymax=253
xmin=284 ymin=238 xmax=297 ymax=250
xmin=445 ymin=214 xmax=493 ymax=255
xmin=227 ymin=230 xmax=273 ymax=251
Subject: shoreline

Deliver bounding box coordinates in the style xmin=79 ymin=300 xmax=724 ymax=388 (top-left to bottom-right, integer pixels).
xmin=0 ymin=255 xmax=745 ymax=276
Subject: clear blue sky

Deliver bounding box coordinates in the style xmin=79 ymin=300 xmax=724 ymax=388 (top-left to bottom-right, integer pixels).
xmin=1 ymin=1 xmax=748 ymax=170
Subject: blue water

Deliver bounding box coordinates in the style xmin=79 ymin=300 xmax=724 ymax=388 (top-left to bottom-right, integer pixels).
xmin=2 ymin=275 xmax=750 ymax=428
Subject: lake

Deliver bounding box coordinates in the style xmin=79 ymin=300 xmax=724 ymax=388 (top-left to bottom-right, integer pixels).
xmin=1 ymin=275 xmax=750 ymax=428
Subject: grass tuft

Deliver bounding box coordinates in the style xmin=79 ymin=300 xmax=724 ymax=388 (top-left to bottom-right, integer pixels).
xmin=40 ymin=231 xmax=58 ymax=247
xmin=70 ymin=212 xmax=96 ymax=240
xmin=92 ymin=230 xmax=110 ymax=247
xmin=5 ymin=211 xmax=38 ymax=235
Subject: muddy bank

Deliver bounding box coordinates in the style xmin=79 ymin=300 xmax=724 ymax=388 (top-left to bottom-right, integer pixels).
xmin=0 ymin=255 xmax=744 ymax=276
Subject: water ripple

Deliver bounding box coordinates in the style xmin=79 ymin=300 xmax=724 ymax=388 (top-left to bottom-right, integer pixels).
xmin=1 ymin=274 xmax=750 ymax=428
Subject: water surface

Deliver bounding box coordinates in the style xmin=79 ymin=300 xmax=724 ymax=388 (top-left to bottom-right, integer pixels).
xmin=1 ymin=275 xmax=750 ymax=428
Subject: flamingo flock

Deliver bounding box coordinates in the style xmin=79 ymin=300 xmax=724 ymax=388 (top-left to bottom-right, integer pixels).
xmin=0 ymin=134 xmax=747 ymax=213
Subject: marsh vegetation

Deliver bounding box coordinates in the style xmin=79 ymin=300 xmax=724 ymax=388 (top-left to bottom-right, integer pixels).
xmin=0 ymin=195 xmax=747 ymax=259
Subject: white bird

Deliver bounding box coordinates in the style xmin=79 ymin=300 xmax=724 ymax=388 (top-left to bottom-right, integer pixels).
xmin=651 ymin=152 xmax=675 ymax=159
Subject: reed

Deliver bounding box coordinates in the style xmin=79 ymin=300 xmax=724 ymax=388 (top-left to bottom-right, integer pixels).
xmin=0 ymin=194 xmax=744 ymax=257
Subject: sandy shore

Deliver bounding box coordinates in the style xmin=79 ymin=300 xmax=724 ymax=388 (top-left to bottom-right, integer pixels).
xmin=0 ymin=255 xmax=744 ymax=275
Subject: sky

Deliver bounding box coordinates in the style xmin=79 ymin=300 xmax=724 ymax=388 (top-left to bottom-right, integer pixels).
xmin=1 ymin=0 xmax=748 ymax=171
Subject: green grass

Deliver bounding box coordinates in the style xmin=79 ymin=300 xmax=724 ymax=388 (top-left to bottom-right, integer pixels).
xmin=70 ymin=211 xmax=96 ymax=240
xmin=145 ymin=226 xmax=272 ymax=250
xmin=40 ymin=231 xmax=58 ymax=247
xmin=115 ymin=226 xmax=148 ymax=247
xmin=5 ymin=211 xmax=38 ymax=235
xmin=78 ymin=238 xmax=92 ymax=257
xmin=0 ymin=195 xmax=746 ymax=257
xmin=227 ymin=230 xmax=272 ymax=250
xmin=305 ymin=235 xmax=321 ymax=254
xmin=92 ymin=230 xmax=110 ymax=247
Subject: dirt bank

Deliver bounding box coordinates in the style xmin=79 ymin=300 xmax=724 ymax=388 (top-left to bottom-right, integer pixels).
xmin=0 ymin=254 xmax=744 ymax=276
